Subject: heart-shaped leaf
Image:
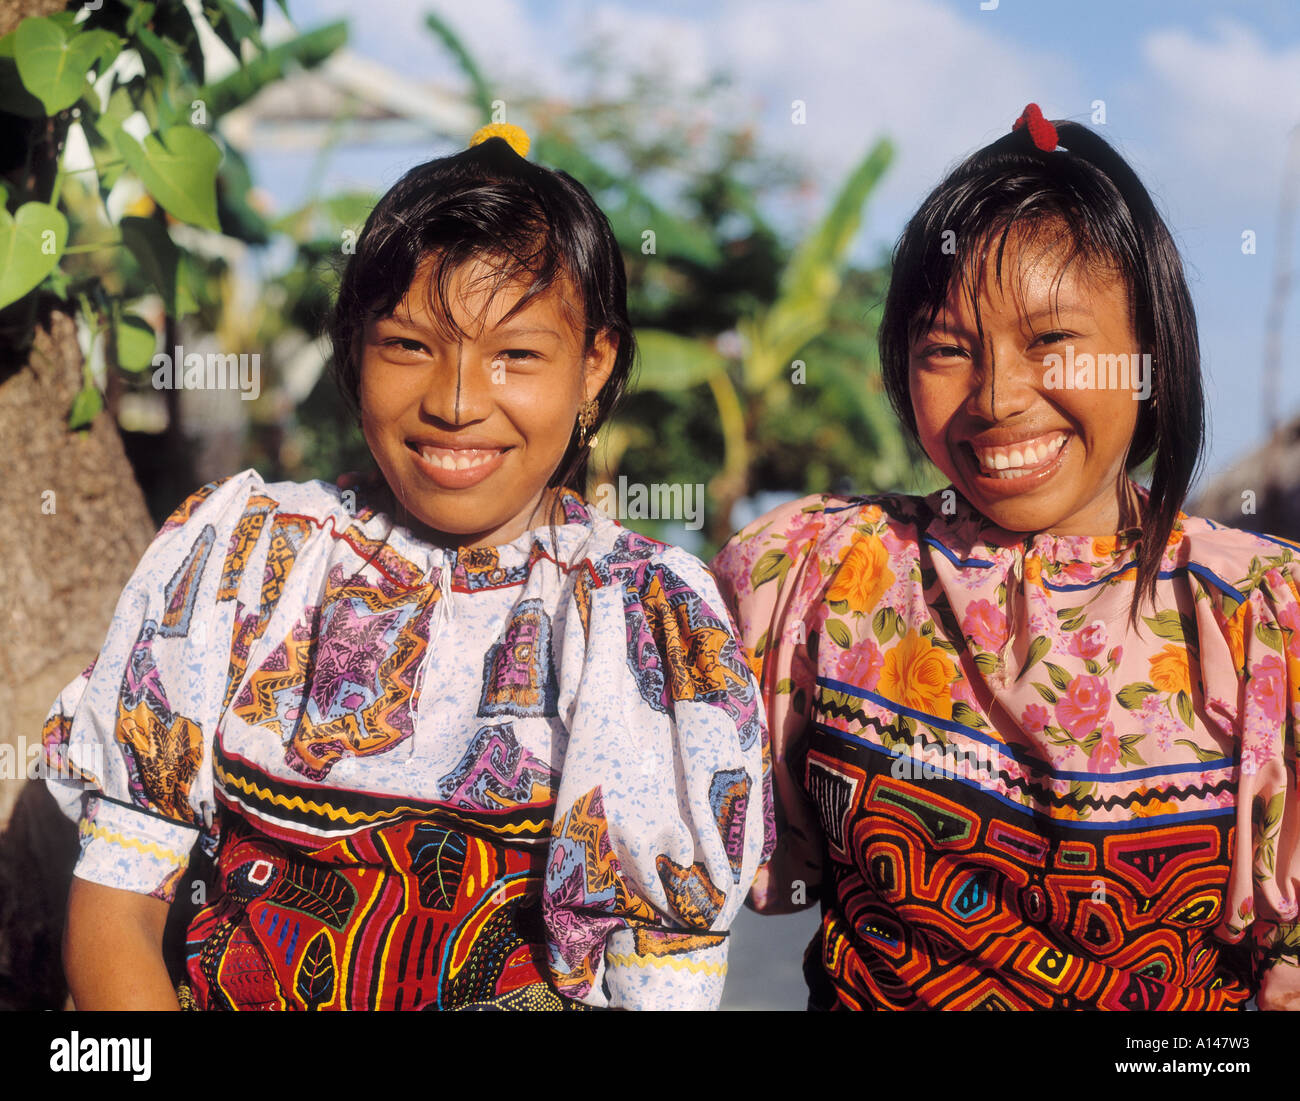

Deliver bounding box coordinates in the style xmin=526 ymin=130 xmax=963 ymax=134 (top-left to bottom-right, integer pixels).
xmin=116 ymin=314 xmax=157 ymax=372
xmin=116 ymin=125 xmax=222 ymax=232
xmin=13 ymin=18 xmax=118 ymax=115
xmin=0 ymin=35 xmax=46 ymax=119
xmin=0 ymin=202 xmax=68 ymax=309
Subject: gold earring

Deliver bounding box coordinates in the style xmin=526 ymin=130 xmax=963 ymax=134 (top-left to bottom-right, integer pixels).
xmin=577 ymin=398 xmax=600 ymax=448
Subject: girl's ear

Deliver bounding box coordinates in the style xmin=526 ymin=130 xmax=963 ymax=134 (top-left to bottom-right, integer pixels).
xmin=582 ymin=328 xmax=619 ymax=403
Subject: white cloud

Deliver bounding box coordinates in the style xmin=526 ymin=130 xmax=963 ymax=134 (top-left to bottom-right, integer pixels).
xmin=1142 ymin=19 xmax=1300 ymax=204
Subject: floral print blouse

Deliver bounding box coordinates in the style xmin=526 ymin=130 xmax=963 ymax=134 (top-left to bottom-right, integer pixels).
xmin=712 ymin=485 xmax=1300 ymax=1010
xmin=43 ymin=469 xmax=773 ymax=1010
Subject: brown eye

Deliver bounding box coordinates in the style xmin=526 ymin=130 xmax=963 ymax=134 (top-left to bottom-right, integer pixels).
xmin=926 ymin=344 xmax=965 ymax=360
xmin=383 ymin=338 xmax=425 ymax=354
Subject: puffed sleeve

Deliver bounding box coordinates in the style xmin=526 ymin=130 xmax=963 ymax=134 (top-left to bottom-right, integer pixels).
xmin=543 ymin=536 xmax=773 ymax=1009
xmin=1212 ymin=557 xmax=1300 ymax=1009
xmin=711 ymin=495 xmax=845 ymax=915
xmin=41 ymin=470 xmax=263 ymax=902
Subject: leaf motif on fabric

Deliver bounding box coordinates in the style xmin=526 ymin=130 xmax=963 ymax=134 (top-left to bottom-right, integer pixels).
xmin=294 ymin=931 xmax=335 ymax=1010
xmin=407 ymin=823 xmax=469 ymax=910
xmin=266 ymin=862 xmax=357 ymax=929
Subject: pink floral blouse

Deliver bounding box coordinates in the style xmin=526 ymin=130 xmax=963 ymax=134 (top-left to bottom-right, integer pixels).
xmin=712 ymin=485 xmax=1300 ymax=1010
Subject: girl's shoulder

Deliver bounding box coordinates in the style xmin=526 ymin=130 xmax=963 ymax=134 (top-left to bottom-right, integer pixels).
xmin=161 ymin=468 xmax=362 ymax=531
xmin=1168 ymin=511 xmax=1300 ymax=610
xmin=717 ymin=490 xmax=937 ymax=571
xmin=579 ymin=502 xmax=729 ymax=600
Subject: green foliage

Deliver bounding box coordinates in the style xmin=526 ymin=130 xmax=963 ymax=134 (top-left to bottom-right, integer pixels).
xmin=114 ymin=125 xmax=222 ymax=232
xmin=0 ymin=202 xmax=67 ymax=305
xmin=0 ymin=1 xmax=346 ymax=428
xmin=14 ymin=18 xmax=119 ymax=114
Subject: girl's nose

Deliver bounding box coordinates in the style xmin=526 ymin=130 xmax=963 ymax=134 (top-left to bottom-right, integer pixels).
xmin=419 ymin=347 xmax=493 ymax=425
xmin=968 ymin=346 xmax=1038 ymax=423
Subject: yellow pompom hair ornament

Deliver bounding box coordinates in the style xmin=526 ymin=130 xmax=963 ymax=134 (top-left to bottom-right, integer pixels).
xmin=469 ymin=123 xmax=531 ymax=158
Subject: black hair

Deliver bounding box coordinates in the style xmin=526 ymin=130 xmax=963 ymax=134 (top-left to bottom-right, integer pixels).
xmin=878 ymin=115 xmax=1204 ymax=622
xmin=329 ymin=136 xmax=635 ymax=515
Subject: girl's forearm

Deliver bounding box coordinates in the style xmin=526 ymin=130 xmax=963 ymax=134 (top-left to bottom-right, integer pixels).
xmin=64 ymin=877 xmax=180 ymax=1010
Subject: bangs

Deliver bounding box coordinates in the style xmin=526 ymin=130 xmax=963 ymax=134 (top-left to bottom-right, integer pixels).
xmin=909 ymin=214 xmax=1133 ymax=350
xmin=904 ymin=184 xmax=1138 ymax=354
xmin=360 ymin=186 xmax=584 ymax=344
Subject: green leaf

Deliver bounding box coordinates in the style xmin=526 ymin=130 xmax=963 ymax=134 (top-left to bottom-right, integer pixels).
xmin=68 ymin=381 xmax=102 ymax=429
xmin=198 ymin=22 xmax=347 ymax=117
xmin=973 ymin=651 xmax=999 ymax=675
xmin=1175 ymin=690 xmax=1194 ymax=729
xmin=116 ymin=125 xmax=223 ymax=232
xmin=1116 ymin=682 xmax=1158 ymax=710
xmin=0 ymin=202 xmax=68 ymax=309
xmin=115 ymin=314 xmax=156 ymax=372
xmin=132 ymin=24 xmax=179 ymax=82
xmin=1117 ymin=735 xmax=1146 ymax=768
xmin=633 ymin=329 xmax=727 ymax=392
xmin=120 ymin=216 xmax=197 ymax=316
xmin=872 ymin=607 xmax=895 ymax=644
xmin=951 ymin=701 xmax=984 ymax=729
xmin=753 ymin=629 xmax=769 ymax=659
xmin=748 ymin=138 xmax=893 ymax=388
xmin=1045 ymin=661 xmax=1072 ymax=692
xmin=1031 ymin=681 xmax=1058 ymax=704
xmin=14 ymin=19 xmax=117 ymax=114
xmin=1174 ymin=739 xmax=1225 ymax=763
xmin=1143 ymin=610 xmax=1194 ymax=647
xmin=1084 ymin=659 xmax=1101 ymax=675
xmin=0 ymin=37 xmax=46 ymax=118
xmin=1262 ymin=790 xmax=1286 ymax=834
xmin=126 ymin=3 xmax=158 ymax=37
xmin=750 ymin=549 xmax=793 ymax=589
xmin=825 ymin=619 xmax=852 ymax=650
xmin=212 ymin=0 xmax=264 ymax=54
xmin=1017 ymin=635 xmax=1050 ymax=679
xmin=1255 ymin=621 xmax=1286 ymax=653
xmin=774 ymin=678 xmax=795 ymax=694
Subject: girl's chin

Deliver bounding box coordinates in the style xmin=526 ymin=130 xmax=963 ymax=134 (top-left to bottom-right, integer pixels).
xmin=398 ymin=489 xmax=557 ymax=548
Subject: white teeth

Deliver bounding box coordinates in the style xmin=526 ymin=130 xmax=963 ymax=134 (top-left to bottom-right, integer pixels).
xmin=418 ymin=446 xmax=497 ymax=471
xmin=974 ymin=432 xmax=1066 ymax=473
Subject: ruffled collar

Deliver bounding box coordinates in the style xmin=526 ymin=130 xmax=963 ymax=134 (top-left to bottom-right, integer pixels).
xmin=919 ymin=481 xmax=1168 ymax=587
xmin=344 ymin=478 xmax=602 ymax=583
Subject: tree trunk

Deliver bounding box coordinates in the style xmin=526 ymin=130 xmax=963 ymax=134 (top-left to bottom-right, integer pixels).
xmin=0 ymin=304 xmax=155 ymax=825
xmin=0 ymin=304 xmax=156 ymax=1007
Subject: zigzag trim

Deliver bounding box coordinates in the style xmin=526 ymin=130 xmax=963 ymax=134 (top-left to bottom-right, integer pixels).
xmin=605 ymin=953 xmax=727 ymax=976
xmin=215 ymin=758 xmax=550 ymax=837
xmin=816 ymin=691 xmax=1232 ymax=782
xmin=999 ymin=771 xmax=1236 ymax=814
xmin=811 ymin=713 xmax=1238 ymax=813
xmin=82 ymin=822 xmax=189 ymax=865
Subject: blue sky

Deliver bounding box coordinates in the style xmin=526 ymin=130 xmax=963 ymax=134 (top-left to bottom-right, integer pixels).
xmin=257 ymin=0 xmax=1300 ymax=491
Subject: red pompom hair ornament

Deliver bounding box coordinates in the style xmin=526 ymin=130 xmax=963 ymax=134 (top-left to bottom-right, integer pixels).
xmin=1012 ymin=103 xmax=1058 ymax=152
